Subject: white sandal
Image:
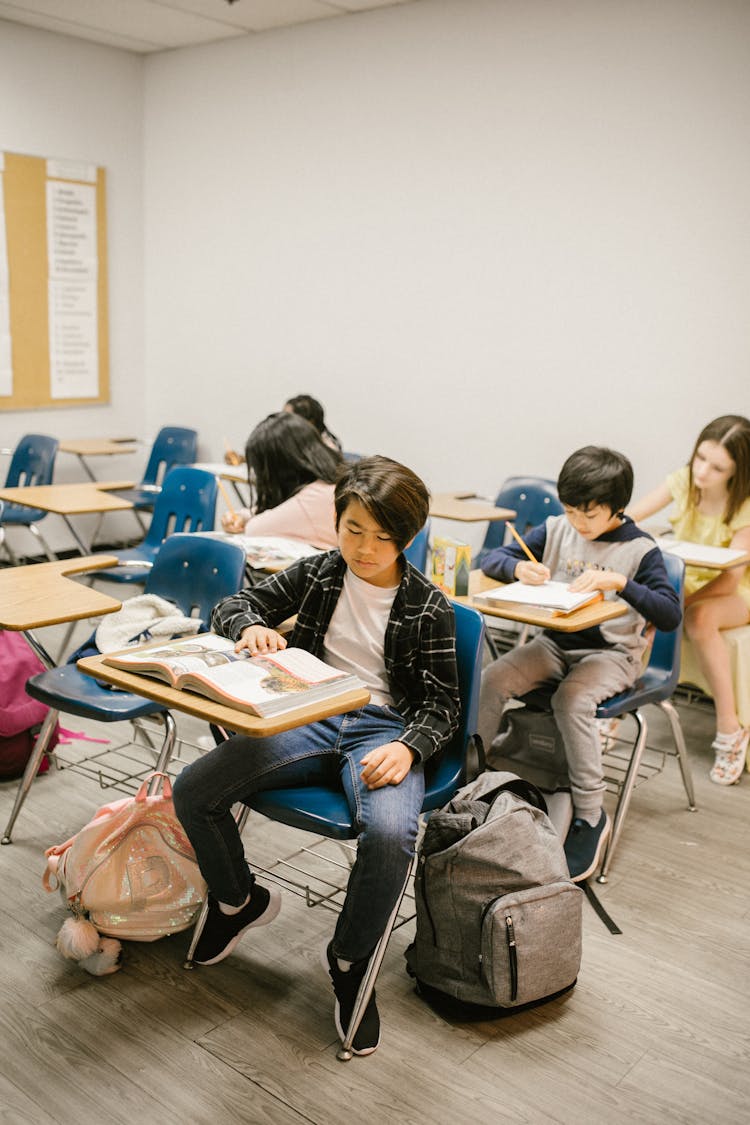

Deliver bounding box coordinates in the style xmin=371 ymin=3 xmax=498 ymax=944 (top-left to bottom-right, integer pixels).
xmin=709 ymin=727 xmax=749 ymax=786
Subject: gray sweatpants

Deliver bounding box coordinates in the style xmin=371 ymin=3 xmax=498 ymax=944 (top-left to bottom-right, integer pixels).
xmin=479 ymin=634 xmax=641 ymax=820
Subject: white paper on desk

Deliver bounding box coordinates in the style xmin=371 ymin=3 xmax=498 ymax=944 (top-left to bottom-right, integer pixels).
xmin=473 ymin=580 xmax=599 ymax=613
xmin=655 ymin=538 xmax=747 ymax=566
xmin=198 ymin=532 xmax=321 ymax=568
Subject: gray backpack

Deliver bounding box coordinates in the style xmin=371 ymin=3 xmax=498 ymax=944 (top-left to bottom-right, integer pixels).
xmin=405 ymin=771 xmax=582 ymax=1012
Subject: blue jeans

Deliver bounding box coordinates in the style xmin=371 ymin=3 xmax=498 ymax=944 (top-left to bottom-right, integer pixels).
xmin=173 ymin=705 xmax=424 ymax=963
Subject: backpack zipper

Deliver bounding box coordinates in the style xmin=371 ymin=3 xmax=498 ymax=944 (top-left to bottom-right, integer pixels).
xmin=505 ymin=914 xmax=518 ymax=1002
xmin=417 ymin=855 xmax=437 ymax=944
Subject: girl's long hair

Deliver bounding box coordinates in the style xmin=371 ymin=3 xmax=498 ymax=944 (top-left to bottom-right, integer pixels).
xmin=688 ymin=414 xmax=750 ymax=522
xmin=246 ymin=412 xmax=341 ymax=514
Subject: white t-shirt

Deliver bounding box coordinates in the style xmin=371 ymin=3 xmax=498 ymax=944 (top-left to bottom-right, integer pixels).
xmin=323 ymin=568 xmax=398 ymax=708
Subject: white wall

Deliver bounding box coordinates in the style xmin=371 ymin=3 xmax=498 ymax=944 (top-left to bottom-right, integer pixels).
xmin=0 ymin=20 xmax=144 ymax=548
xmin=2 ymin=1 xmax=748 ymax=553
xmin=143 ymin=0 xmax=750 ymax=519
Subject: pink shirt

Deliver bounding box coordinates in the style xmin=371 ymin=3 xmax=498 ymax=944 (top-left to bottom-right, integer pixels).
xmin=241 ymin=481 xmax=338 ymax=550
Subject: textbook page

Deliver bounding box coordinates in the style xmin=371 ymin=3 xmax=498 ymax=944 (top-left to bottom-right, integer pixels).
xmin=104 ymin=634 xmax=361 ymax=717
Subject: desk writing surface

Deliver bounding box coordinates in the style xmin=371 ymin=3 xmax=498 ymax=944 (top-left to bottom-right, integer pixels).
xmin=78 ymin=654 xmax=370 ymax=738
xmin=429 ymin=492 xmax=515 ymax=523
xmin=0 ymin=481 xmax=136 ymax=514
xmin=654 ymin=537 xmax=750 ymax=571
xmin=0 ymin=555 xmax=121 ymax=629
xmin=458 ymin=570 xmax=627 ymax=633
xmin=59 ymin=440 xmax=138 ymax=457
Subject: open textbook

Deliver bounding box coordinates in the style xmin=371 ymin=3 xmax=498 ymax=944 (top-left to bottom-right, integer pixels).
xmin=102 ymin=633 xmax=365 ymax=718
xmin=654 ymin=538 xmax=748 ymax=568
xmin=199 ymin=532 xmax=322 ymax=570
xmin=473 ymin=580 xmax=603 ymax=616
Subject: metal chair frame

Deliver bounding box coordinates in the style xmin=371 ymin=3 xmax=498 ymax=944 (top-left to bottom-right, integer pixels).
xmin=514 ymin=551 xmax=696 ymax=882
xmin=1 ymin=534 xmax=245 ymax=845
xmin=182 ymin=602 xmax=486 ymax=1061
xmin=0 ymin=433 xmax=59 ymax=563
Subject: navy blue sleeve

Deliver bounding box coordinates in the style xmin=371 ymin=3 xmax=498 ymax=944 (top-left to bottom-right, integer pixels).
xmin=481 ymin=522 xmax=549 ymax=582
xmin=620 ymin=546 xmax=682 ymax=632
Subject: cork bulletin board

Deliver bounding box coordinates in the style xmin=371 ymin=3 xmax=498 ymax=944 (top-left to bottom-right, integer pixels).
xmin=0 ymin=150 xmax=109 ymax=410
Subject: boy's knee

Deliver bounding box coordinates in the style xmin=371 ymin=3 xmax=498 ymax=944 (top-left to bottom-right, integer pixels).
xmin=481 ymin=657 xmax=516 ymax=699
xmin=172 ymin=767 xmax=202 ymax=820
xmin=551 ymin=679 xmax=596 ymax=715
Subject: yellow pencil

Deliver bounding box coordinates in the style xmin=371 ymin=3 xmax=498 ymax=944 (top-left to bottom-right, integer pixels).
xmin=506 ymin=521 xmax=538 ymax=564
xmin=216 ymin=477 xmax=237 ymax=517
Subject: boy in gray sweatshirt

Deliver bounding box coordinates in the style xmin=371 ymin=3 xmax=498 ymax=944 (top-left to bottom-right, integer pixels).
xmin=479 ymin=446 xmax=681 ymax=881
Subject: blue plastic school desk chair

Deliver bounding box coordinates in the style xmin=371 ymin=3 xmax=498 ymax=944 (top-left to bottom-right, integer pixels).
xmin=183 ymin=601 xmax=485 ymax=1061
xmin=54 ymin=465 xmax=219 ymax=660
xmin=0 ymin=433 xmax=59 ymax=564
xmin=1 ymin=534 xmax=246 ymax=846
xmin=113 ymin=426 xmax=198 ymax=532
xmin=473 ymin=475 xmax=563 ymax=570
xmin=403 ymin=519 xmax=431 ymax=573
xmin=95 ymin=466 xmax=218 ymax=583
xmin=473 ymin=476 xmax=564 ymax=656
xmin=517 ymin=551 xmax=696 ymax=884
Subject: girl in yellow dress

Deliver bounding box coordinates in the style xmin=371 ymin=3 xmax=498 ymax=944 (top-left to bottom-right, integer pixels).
xmin=630 ymin=415 xmax=750 ymax=785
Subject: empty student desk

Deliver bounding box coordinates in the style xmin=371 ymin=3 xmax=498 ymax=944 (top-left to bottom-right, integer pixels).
xmin=0 ymin=481 xmax=135 ymax=555
xmin=429 ymin=492 xmax=516 ymax=523
xmin=59 ymin=438 xmax=138 ymax=482
xmin=0 ymin=554 xmax=121 ymax=668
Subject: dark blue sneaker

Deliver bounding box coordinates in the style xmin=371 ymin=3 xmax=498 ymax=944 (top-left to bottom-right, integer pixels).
xmin=322 ymin=941 xmax=380 ymax=1056
xmin=563 ymin=810 xmax=610 ymax=882
xmin=194 ymin=884 xmax=281 ymax=965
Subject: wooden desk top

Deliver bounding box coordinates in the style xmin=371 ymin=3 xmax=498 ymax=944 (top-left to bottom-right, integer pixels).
xmin=78 ymin=653 xmax=370 ymax=738
xmin=0 ymin=481 xmax=136 ymax=514
xmin=429 ymin=492 xmax=515 ymax=523
xmin=59 ymin=440 xmax=138 ymax=457
xmin=0 ymin=555 xmax=122 ymax=630
xmin=456 ymin=570 xmax=628 ymax=633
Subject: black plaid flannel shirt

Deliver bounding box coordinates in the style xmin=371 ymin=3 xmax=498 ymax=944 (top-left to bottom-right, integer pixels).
xmin=210 ymin=550 xmax=460 ymax=763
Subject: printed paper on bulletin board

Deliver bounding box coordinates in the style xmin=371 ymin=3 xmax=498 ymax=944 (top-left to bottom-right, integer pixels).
xmin=0 ymin=150 xmax=109 ymax=410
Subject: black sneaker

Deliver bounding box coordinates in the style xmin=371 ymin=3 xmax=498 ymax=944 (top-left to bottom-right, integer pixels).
xmin=563 ymin=810 xmax=611 ymax=882
xmin=322 ymin=941 xmax=381 ymax=1056
xmin=193 ymin=883 xmax=281 ymax=965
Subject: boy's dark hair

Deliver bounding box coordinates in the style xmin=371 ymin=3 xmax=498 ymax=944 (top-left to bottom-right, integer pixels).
xmin=688 ymin=414 xmax=750 ymax=523
xmin=557 ymin=445 xmax=634 ymax=516
xmin=245 ymin=412 xmax=341 ymax=514
xmin=334 ymin=455 xmax=429 ymax=551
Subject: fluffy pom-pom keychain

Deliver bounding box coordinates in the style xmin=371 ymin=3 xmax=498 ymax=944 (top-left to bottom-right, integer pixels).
xmin=55 ymin=915 xmax=123 ymax=977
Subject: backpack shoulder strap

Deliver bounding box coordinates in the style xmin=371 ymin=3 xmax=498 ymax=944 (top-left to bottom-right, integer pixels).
xmin=475 ymin=775 xmax=549 ymax=816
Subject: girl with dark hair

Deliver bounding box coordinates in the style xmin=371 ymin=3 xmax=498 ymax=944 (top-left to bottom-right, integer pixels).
xmin=630 ymin=414 xmax=750 ymax=784
xmin=221 ymin=412 xmax=341 ymax=549
xmin=284 ymin=393 xmax=342 ymax=452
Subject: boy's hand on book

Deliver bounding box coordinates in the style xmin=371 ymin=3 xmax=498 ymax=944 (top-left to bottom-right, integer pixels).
xmin=569 ymin=569 xmax=626 ymax=594
xmin=236 ymin=626 xmax=288 ymax=655
xmin=515 ymin=561 xmax=551 ymax=585
xmin=360 ymin=741 xmax=415 ymax=789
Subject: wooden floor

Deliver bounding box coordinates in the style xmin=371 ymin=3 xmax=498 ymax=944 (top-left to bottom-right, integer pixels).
xmin=1 ymin=631 xmax=749 ymax=1123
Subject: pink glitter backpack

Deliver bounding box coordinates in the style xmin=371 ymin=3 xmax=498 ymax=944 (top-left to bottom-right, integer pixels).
xmin=43 ymin=772 xmax=206 ymax=945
